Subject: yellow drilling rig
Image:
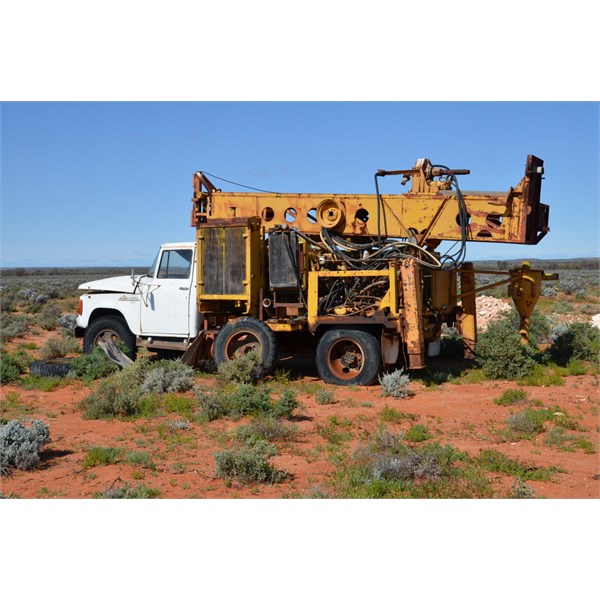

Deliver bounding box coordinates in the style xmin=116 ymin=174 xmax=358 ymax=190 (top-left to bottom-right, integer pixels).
xmin=182 ymin=155 xmax=556 ymax=385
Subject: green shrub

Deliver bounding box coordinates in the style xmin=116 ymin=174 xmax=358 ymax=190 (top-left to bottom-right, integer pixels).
xmin=494 ymin=388 xmax=528 ymax=406
xmin=272 ymin=388 xmax=300 ymax=418
xmin=477 ymin=448 xmax=560 ymax=481
xmin=476 ymin=320 xmax=539 ymax=380
xmin=315 ymin=388 xmax=335 ymax=405
xmin=163 ymin=393 xmax=198 ymax=417
xmin=39 ymin=332 xmax=80 ymax=359
xmin=546 ymin=322 xmax=600 ymax=366
xmin=82 ymin=446 xmax=122 ymax=468
xmin=544 ymin=427 xmax=594 ymax=453
xmin=214 ymin=440 xmax=288 ymax=484
xmin=502 ymin=307 xmax=551 ymax=345
xmin=518 ymin=364 xmax=564 ymax=387
xmin=379 ymin=368 xmax=411 ymax=399
xmin=125 ymin=450 xmax=155 ymax=469
xmin=197 ymin=383 xmax=300 ymax=422
xmin=0 ymin=419 xmax=50 ymax=475
xmin=379 ymin=405 xmax=418 ymax=424
xmin=78 ymin=360 xmax=150 ymax=419
xmin=69 ymin=348 xmax=118 ymax=381
xmin=217 ymin=353 xmax=262 ymax=385
xmin=0 ymin=350 xmax=26 ymax=384
xmin=404 ymin=424 xmax=431 ymax=443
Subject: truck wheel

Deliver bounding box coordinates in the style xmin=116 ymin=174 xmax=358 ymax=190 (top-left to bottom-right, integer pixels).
xmin=29 ymin=358 xmax=73 ymax=378
xmin=213 ymin=318 xmax=277 ymax=378
xmin=316 ymin=328 xmax=382 ymax=386
xmin=84 ymin=316 xmax=137 ymax=360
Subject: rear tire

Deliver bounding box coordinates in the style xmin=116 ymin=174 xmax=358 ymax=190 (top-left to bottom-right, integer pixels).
xmin=213 ymin=318 xmax=277 ymax=378
xmin=83 ymin=316 xmax=137 ymax=360
xmin=316 ymin=328 xmax=382 ymax=386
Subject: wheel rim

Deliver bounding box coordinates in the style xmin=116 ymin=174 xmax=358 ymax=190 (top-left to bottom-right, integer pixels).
xmin=224 ymin=331 xmax=262 ymax=360
xmin=93 ymin=329 xmax=122 ymax=347
xmin=326 ymin=338 xmax=365 ymax=380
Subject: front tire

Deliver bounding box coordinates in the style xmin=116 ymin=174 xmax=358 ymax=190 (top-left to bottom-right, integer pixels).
xmin=316 ymin=328 xmax=382 ymax=386
xmin=83 ymin=316 xmax=137 ymax=360
xmin=213 ymin=318 xmax=277 ymax=378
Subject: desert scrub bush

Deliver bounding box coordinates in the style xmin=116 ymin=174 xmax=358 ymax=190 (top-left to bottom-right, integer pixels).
xmin=544 ymin=427 xmax=595 ymax=453
xmin=0 ymin=349 xmax=27 ymax=384
xmin=494 ymin=388 xmax=529 ymax=406
xmin=196 ymin=383 xmax=300 ymax=422
xmin=95 ymin=482 xmax=161 ymax=499
xmin=505 ymin=408 xmax=551 ymax=437
xmin=214 ymin=440 xmax=288 ymax=484
xmin=69 ymin=348 xmax=118 ymax=381
xmin=404 ymin=424 xmax=431 ymax=443
xmin=82 ymin=446 xmax=122 ymax=468
xmin=518 ymin=364 xmax=564 ymax=387
xmin=34 ymin=303 xmax=63 ymax=331
xmin=0 ymin=419 xmax=50 ymax=475
xmin=316 ymin=416 xmax=354 ymax=446
xmin=125 ymin=450 xmax=155 ymax=469
xmin=546 ymin=322 xmax=600 ymax=366
xmin=78 ymin=359 xmax=151 ymax=419
xmin=39 ymin=332 xmax=81 ymax=359
xmin=19 ymin=375 xmax=66 ymax=392
xmin=477 ymin=449 xmax=561 ymax=481
xmin=140 ymin=360 xmax=196 ymax=394
xmin=379 ymin=405 xmax=418 ymax=424
xmin=476 ymin=319 xmax=539 ymax=380
xmin=235 ymin=418 xmax=299 ymax=443
xmin=0 ymin=313 xmax=33 ymax=341
xmin=163 ymin=393 xmax=198 ymax=417
xmin=315 ymin=388 xmax=335 ymax=405
xmin=509 ymin=479 xmax=537 ymax=499
xmin=379 ymin=368 xmax=411 ymax=399
xmin=216 ymin=352 xmax=262 ymax=385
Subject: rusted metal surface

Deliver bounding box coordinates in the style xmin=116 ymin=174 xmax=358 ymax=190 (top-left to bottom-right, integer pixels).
xmin=400 ymin=259 xmax=426 ymax=368
xmin=192 ymin=156 xmax=549 ymax=246
xmin=459 ymin=262 xmax=477 ymax=359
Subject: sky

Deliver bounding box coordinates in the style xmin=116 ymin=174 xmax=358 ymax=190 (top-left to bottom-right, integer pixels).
xmin=1 ymin=101 xmax=598 ymax=267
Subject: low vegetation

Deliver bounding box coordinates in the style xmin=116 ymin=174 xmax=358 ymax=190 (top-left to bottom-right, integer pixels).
xmin=0 ymin=419 xmax=50 ymax=476
xmin=214 ymin=440 xmax=288 ymax=484
xmin=379 ymin=368 xmax=411 ymax=399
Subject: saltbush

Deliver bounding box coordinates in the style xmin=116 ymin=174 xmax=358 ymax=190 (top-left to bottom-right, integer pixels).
xmin=494 ymin=388 xmax=528 ymax=406
xmin=95 ymin=483 xmax=161 ymax=499
xmin=379 ymin=368 xmax=411 ymax=399
xmin=40 ymin=332 xmax=80 ymax=359
xmin=216 ymin=352 xmax=262 ymax=385
xmin=0 ymin=419 xmax=50 ymax=475
xmin=546 ymin=322 xmax=600 ymax=366
xmin=315 ymin=388 xmax=335 ymax=405
xmin=69 ymin=348 xmax=118 ymax=381
xmin=214 ymin=440 xmax=288 ymax=484
xmin=140 ymin=360 xmax=196 ymax=394
xmin=476 ymin=320 xmax=539 ymax=380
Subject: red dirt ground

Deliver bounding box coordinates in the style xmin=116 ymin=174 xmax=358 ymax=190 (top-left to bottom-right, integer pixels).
xmin=1 ymin=335 xmax=599 ymax=499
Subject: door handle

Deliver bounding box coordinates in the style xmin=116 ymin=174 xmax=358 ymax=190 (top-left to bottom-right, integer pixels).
xmin=179 ymin=287 xmax=190 ymax=291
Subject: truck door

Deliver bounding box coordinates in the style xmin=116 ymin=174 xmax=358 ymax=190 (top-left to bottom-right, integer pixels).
xmin=140 ymin=247 xmax=194 ymax=336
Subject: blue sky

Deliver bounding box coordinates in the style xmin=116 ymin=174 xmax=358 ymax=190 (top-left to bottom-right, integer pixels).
xmin=1 ymin=101 xmax=598 ymax=267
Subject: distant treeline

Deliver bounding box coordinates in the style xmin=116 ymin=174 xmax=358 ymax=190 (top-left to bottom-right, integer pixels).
xmin=474 ymin=258 xmax=600 ymax=271
xmin=0 ymin=266 xmax=142 ymax=277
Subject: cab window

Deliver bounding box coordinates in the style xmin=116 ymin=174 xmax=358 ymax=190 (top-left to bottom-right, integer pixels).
xmin=157 ymin=249 xmax=193 ymax=279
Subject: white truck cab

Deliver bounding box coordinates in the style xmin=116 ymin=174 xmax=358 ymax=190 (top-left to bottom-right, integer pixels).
xmin=75 ymin=242 xmax=199 ymax=358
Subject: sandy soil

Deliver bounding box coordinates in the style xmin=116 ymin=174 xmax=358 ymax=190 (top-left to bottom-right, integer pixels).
xmin=2 ymin=341 xmax=598 ymax=499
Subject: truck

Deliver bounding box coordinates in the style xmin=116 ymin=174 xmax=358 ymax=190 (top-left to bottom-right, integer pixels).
xmin=75 ymin=155 xmax=556 ymax=385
